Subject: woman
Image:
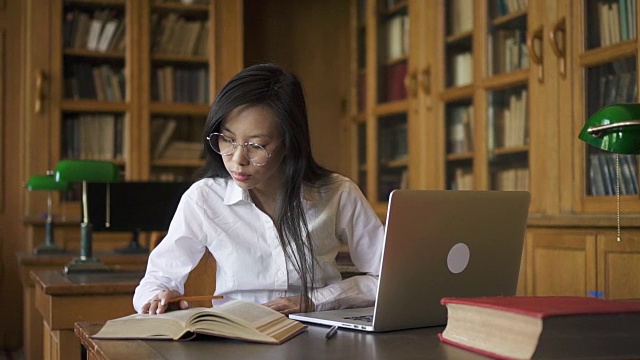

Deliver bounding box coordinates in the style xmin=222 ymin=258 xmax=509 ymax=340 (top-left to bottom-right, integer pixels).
xmin=133 ymin=63 xmax=384 ymax=315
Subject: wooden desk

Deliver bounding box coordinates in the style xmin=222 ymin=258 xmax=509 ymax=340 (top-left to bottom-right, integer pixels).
xmin=31 ymin=269 xmax=145 ymax=360
xmin=17 ymin=252 xmax=147 ymax=360
xmin=74 ymin=322 xmax=491 ymax=360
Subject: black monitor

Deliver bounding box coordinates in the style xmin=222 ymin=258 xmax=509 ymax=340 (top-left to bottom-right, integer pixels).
xmin=86 ymin=181 xmax=191 ymax=253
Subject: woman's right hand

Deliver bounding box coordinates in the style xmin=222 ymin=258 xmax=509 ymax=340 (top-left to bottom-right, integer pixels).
xmin=140 ymin=289 xmax=190 ymax=315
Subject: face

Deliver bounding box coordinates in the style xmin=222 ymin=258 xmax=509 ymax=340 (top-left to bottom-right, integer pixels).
xmin=217 ymin=105 xmax=286 ymax=193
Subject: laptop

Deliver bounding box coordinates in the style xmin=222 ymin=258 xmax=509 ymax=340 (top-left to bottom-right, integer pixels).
xmin=289 ymin=189 xmax=531 ymax=332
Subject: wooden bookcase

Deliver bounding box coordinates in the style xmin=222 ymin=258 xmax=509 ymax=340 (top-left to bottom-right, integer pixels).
xmin=23 ymin=0 xmax=243 ymax=250
xmin=350 ymin=0 xmax=640 ymax=298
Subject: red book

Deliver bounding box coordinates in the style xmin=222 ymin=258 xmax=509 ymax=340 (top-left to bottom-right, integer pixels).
xmin=385 ymin=61 xmax=407 ymax=102
xmin=439 ymin=296 xmax=640 ymax=360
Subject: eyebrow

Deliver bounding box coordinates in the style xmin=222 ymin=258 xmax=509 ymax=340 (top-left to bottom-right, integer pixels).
xmin=219 ymin=126 xmax=273 ymax=141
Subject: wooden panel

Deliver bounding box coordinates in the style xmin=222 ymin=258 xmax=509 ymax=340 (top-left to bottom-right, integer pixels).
xmin=49 ymin=295 xmax=134 ymax=329
xmin=597 ymin=233 xmax=640 ymax=299
xmin=526 ymin=230 xmax=596 ymax=296
xmin=0 ymin=30 xmax=4 ymax=210
xmin=183 ymin=250 xmax=216 ymax=308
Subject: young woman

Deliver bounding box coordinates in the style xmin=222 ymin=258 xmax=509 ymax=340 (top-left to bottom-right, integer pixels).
xmin=133 ymin=64 xmax=384 ymax=315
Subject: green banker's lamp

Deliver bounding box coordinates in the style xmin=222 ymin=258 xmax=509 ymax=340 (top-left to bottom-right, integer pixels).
xmin=26 ymin=173 xmax=70 ymax=254
xmin=579 ymin=103 xmax=640 ymax=241
xmin=54 ymin=160 xmax=121 ymax=273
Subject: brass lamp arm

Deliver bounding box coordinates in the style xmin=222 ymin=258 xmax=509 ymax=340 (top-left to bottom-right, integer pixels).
xmin=587 ymin=120 xmax=640 ymax=136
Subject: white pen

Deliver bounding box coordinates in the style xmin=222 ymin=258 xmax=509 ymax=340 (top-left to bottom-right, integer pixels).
xmin=325 ymin=325 xmax=338 ymax=339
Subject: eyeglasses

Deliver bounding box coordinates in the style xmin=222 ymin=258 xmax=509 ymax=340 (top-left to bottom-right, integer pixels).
xmin=206 ymin=132 xmax=279 ymax=166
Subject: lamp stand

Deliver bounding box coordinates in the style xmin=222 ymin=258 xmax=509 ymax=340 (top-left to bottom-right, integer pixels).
xmin=65 ymin=183 xmax=110 ymax=273
xmin=65 ymin=223 xmax=110 ymax=273
xmin=34 ymin=191 xmax=65 ymax=254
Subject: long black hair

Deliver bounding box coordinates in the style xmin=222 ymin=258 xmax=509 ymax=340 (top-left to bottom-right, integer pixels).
xmin=195 ymin=63 xmax=334 ymax=310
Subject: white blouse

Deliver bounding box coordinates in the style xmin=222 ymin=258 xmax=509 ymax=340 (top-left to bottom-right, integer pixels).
xmin=133 ymin=174 xmax=384 ymax=313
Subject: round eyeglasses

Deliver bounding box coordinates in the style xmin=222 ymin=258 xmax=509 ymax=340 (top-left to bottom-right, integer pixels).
xmin=206 ymin=132 xmax=279 ymax=166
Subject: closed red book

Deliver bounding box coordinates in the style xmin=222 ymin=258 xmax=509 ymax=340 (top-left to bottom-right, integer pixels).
xmin=439 ymin=296 xmax=640 ymax=360
xmin=384 ymin=61 xmax=407 ymax=102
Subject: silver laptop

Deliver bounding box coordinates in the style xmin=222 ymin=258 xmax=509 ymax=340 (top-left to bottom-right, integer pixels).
xmin=290 ymin=189 xmax=530 ymax=332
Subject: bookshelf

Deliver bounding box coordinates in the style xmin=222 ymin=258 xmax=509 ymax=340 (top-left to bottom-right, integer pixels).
xmin=574 ymin=0 xmax=639 ymax=213
xmin=351 ymin=0 xmax=419 ymax=216
xmin=140 ymin=0 xmax=212 ymax=182
xmin=350 ymin=0 xmax=640 ymax=298
xmin=25 ymin=0 xmax=242 ymax=235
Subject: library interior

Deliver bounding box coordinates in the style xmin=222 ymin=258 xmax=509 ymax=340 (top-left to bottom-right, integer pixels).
xmin=2 ymin=0 xmax=640 ymax=359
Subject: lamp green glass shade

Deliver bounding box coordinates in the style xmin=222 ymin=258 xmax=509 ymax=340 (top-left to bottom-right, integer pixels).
xmin=578 ymin=103 xmax=640 ymax=155
xmin=26 ymin=174 xmax=69 ymax=191
xmin=54 ymin=160 xmax=121 ymax=183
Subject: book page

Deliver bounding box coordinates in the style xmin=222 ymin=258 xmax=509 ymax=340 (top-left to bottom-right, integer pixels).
xmin=93 ymin=309 xmax=203 ymax=339
xmin=212 ymin=300 xmax=283 ymax=328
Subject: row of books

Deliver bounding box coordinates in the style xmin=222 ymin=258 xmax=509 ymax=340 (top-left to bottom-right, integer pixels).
xmin=493 ymin=167 xmax=529 ymax=191
xmin=384 ymin=14 xmax=409 ymax=61
xmin=152 ymin=66 xmax=209 ymax=104
xmin=151 ymin=117 xmax=205 ymax=160
xmin=150 ymin=170 xmax=195 ymax=182
xmin=64 ymin=9 xmax=126 ymax=53
xmin=378 ymin=122 xmax=407 ymax=163
xmin=378 ymin=169 xmax=408 ymax=202
xmin=492 ymin=89 xmax=528 ymax=149
xmin=597 ymin=0 xmax=637 ymax=47
xmin=62 ymin=114 xmax=125 ymax=160
xmin=450 ymin=51 xmax=473 ymax=87
xmin=448 ymin=0 xmax=473 ymax=35
xmin=491 ymin=29 xmax=529 ymax=75
xmin=447 ymin=105 xmax=474 ymax=154
xmin=494 ymin=0 xmax=528 ymax=17
xmin=589 ymin=153 xmax=639 ymax=196
xmin=151 ymin=12 xmax=209 ymax=56
xmin=65 ymin=63 xmax=125 ymax=101
xmin=595 ymin=70 xmax=637 ymax=110
xmin=450 ymin=167 xmax=474 ymax=190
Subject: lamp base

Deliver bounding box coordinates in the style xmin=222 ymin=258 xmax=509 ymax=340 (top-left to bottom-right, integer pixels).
xmin=33 ymin=243 xmax=66 ymax=255
xmin=64 ymin=257 xmax=111 ymax=273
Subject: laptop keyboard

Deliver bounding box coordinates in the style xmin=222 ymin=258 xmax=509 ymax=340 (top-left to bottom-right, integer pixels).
xmin=344 ymin=315 xmax=373 ymax=323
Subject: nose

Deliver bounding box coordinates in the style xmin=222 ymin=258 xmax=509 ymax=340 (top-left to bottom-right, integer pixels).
xmin=230 ymin=144 xmax=250 ymax=166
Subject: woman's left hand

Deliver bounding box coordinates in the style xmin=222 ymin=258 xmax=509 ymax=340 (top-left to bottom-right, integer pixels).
xmin=263 ymin=296 xmax=315 ymax=314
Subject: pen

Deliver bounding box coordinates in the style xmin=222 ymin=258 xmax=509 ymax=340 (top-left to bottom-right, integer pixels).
xmin=168 ymin=295 xmax=224 ymax=304
xmin=325 ymin=325 xmax=338 ymax=339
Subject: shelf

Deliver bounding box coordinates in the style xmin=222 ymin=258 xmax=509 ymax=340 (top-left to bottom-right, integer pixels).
xmin=60 ymin=100 xmax=129 ymax=112
xmin=153 ymin=2 xmax=209 ymax=13
xmin=578 ymin=41 xmax=637 ymax=68
xmin=492 ymin=9 xmax=527 ymax=26
xmin=152 ymin=159 xmax=204 ymax=167
xmin=64 ymin=49 xmax=125 ymax=59
xmin=150 ymin=102 xmax=210 ymax=115
xmin=482 ymin=69 xmax=529 ymax=90
xmin=374 ymin=100 xmax=410 ymax=116
xmin=440 ymin=84 xmax=474 ymax=102
xmin=151 ymin=54 xmax=209 ymax=64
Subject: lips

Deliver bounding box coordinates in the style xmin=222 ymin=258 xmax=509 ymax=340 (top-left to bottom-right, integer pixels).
xmin=231 ymin=171 xmax=251 ymax=182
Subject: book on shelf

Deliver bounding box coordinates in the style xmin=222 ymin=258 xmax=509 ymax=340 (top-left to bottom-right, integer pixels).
xmin=385 ymin=61 xmax=407 ymax=102
xmin=385 ymin=14 xmax=409 ymax=61
xmin=92 ymin=300 xmax=306 ymax=344
xmin=451 ymin=51 xmax=473 ymax=87
xmin=161 ymin=140 xmax=202 ymax=160
xmin=439 ymin=296 xmax=640 ymax=360
xmin=153 ymin=119 xmax=178 ymax=159
xmin=449 ymin=0 xmax=473 ymax=34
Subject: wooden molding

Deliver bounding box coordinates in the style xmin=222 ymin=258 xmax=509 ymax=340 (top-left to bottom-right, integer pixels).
xmin=0 ymin=30 xmax=4 ymax=210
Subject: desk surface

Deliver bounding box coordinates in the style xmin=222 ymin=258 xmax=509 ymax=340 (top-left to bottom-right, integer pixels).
xmin=75 ymin=322 xmax=491 ymax=360
xmin=30 ymin=269 xmax=144 ymax=296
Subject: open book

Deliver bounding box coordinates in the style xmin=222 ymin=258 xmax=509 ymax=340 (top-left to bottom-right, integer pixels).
xmin=92 ymin=300 xmax=307 ymax=344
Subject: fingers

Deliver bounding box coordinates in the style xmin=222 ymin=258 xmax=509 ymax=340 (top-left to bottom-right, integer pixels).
xmin=179 ymin=300 xmax=190 ymax=310
xmin=142 ymin=290 xmax=183 ymax=315
xmin=263 ymin=296 xmax=312 ymax=314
